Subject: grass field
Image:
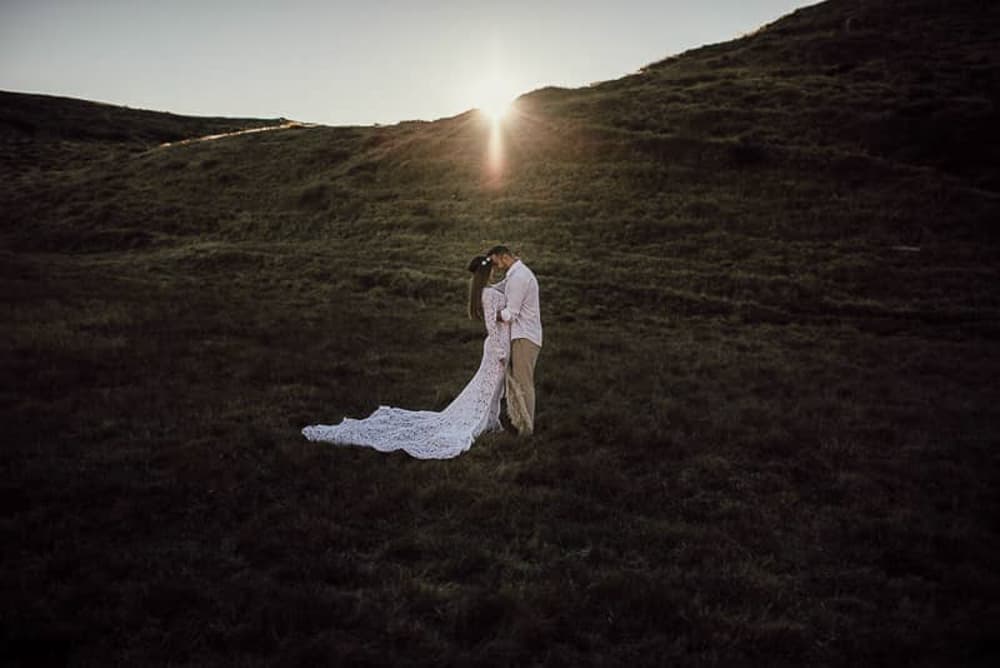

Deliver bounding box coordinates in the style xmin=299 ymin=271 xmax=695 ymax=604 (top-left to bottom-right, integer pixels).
xmin=3 ymin=0 xmax=999 ymax=664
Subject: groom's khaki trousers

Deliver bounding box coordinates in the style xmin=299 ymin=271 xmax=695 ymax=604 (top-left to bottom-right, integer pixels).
xmin=507 ymin=338 xmax=541 ymax=436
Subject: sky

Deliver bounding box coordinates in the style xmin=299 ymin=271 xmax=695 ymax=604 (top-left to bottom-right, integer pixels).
xmin=1 ymin=1 xmax=814 ymax=126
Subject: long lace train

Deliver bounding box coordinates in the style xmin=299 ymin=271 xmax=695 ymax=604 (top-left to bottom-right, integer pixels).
xmin=302 ymin=288 xmax=509 ymax=459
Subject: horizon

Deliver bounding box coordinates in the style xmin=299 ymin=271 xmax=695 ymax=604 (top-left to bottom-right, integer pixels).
xmin=1 ymin=1 xmax=814 ymax=126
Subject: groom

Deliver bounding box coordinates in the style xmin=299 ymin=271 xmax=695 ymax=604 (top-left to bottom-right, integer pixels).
xmin=488 ymin=245 xmax=543 ymax=436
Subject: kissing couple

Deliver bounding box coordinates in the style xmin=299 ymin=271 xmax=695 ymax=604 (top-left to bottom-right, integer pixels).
xmin=302 ymin=245 xmax=542 ymax=459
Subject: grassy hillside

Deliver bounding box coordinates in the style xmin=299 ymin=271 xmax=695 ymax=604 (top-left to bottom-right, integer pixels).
xmin=3 ymin=0 xmax=999 ymax=665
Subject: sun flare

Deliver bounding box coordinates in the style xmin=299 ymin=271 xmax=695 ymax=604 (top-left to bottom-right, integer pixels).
xmin=470 ymin=66 xmax=519 ymax=181
xmin=472 ymin=71 xmax=518 ymax=125
xmin=479 ymin=95 xmax=513 ymax=123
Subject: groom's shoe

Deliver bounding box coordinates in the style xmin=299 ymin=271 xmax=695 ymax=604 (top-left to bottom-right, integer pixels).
xmin=511 ymin=417 xmax=533 ymax=438
xmin=499 ymin=412 xmax=518 ymax=435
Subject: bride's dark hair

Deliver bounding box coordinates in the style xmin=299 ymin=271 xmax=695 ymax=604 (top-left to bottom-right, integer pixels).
xmin=467 ymin=255 xmax=493 ymax=321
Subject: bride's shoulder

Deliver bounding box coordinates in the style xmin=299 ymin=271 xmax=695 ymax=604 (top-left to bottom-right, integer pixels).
xmin=482 ymin=286 xmax=505 ymax=303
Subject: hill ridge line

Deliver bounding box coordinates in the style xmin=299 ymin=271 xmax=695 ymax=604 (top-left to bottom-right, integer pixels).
xmin=157 ymin=120 xmax=319 ymax=148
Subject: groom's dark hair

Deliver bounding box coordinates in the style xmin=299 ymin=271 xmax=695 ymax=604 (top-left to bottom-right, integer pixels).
xmin=487 ymin=245 xmax=513 ymax=258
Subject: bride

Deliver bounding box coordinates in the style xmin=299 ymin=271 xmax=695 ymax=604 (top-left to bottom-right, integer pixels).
xmin=301 ymin=255 xmax=509 ymax=459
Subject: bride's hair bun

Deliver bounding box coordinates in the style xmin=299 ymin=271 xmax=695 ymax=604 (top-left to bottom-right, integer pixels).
xmin=467 ymin=255 xmax=491 ymax=273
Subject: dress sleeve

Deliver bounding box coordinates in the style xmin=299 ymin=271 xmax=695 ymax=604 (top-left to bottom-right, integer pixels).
xmin=483 ymin=290 xmax=510 ymax=361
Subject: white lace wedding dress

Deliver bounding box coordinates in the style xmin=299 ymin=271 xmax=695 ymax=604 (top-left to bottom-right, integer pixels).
xmin=301 ymin=287 xmax=510 ymax=459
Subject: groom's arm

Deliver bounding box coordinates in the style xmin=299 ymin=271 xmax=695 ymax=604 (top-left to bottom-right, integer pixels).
xmin=500 ymin=273 xmax=528 ymax=324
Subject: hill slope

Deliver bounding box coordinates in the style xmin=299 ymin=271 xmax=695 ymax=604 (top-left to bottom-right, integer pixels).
xmin=2 ymin=0 xmax=999 ymax=665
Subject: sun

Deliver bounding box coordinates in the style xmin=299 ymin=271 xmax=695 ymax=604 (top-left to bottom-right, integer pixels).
xmin=473 ymin=74 xmax=517 ymax=124
xmin=479 ymin=93 xmax=513 ymax=123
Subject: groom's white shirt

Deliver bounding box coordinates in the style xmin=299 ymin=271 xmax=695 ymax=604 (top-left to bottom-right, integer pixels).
xmin=498 ymin=260 xmax=543 ymax=348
